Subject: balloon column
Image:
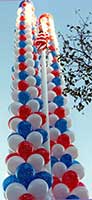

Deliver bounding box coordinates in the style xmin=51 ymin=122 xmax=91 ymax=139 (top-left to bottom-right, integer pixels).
xmin=3 ymin=0 xmax=89 ymax=200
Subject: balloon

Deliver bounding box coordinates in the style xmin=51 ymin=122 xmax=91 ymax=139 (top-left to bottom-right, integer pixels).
xmin=26 ymin=131 xmax=43 ymax=148
xmin=27 ymin=114 xmax=42 ymax=129
xmin=17 ymin=141 xmax=34 ymax=160
xmin=9 ymin=102 xmax=22 ymax=115
xmin=55 ymin=119 xmax=67 ymax=133
xmin=47 ymin=73 xmax=55 ymax=82
xmin=3 ymin=175 xmax=19 ymax=191
xmin=11 ymin=90 xmax=18 ymax=101
xmin=48 ymin=82 xmax=55 ymax=90
xmin=34 ymin=98 xmax=43 ymax=109
xmin=48 ymin=91 xmax=56 ymax=102
xmin=65 ymin=131 xmax=75 ymax=143
xmin=27 ymin=86 xmax=38 ymax=98
xmin=71 ymin=186 xmax=89 ymax=199
xmin=18 ymin=62 xmax=27 ymax=70
xmin=51 ymin=62 xmax=59 ymax=70
xmin=19 ymin=71 xmax=28 ymax=80
xmin=8 ymin=133 xmax=24 ymax=151
xmin=52 ymin=77 xmax=61 ymax=86
xmin=62 ymin=170 xmax=79 ymax=191
xmin=51 ymin=156 xmax=58 ymax=168
xmin=5 ymin=183 xmax=27 ymax=200
xmin=18 ymin=55 xmax=26 ymax=62
xmin=17 ymin=121 xmax=32 ymax=139
xmin=35 ymin=112 xmax=46 ymax=125
xmin=28 ymin=179 xmax=48 ymax=199
xmin=50 ymin=140 xmax=56 ymax=149
xmin=52 ymin=162 xmax=67 ymax=178
xmin=57 ymin=134 xmax=71 ymax=149
xmin=8 ymin=116 xmax=22 ymax=131
xmin=35 ymin=171 xmax=53 ymax=188
xmin=27 ymin=154 xmax=44 ymax=172
xmin=34 ymin=148 xmax=50 ymax=164
xmin=16 ymin=163 xmax=35 ymax=188
xmin=50 ymin=127 xmax=60 ymax=141
xmin=53 ymin=95 xmax=64 ymax=106
xmin=5 ymin=152 xmax=19 ymax=163
xmin=53 ymin=86 xmax=62 ymax=95
xmin=66 ymin=194 xmax=80 ymax=199
xmin=60 ymin=154 xmax=73 ymax=168
xmin=26 ymin=67 xmax=35 ymax=76
xmin=52 ymin=176 xmax=61 ymax=189
xmin=18 ymin=80 xmax=29 ymax=91
xmin=19 ymin=193 xmax=36 ymax=200
xmin=54 ymin=107 xmax=65 ymax=118
xmin=52 ymin=144 xmax=64 ymax=159
xmin=53 ymin=183 xmax=69 ymax=199
xmin=19 ymin=41 xmax=26 ymax=48
xmin=48 ymin=102 xmax=57 ymax=114
xmin=27 ymin=99 xmax=40 ymax=112
xmin=35 ymin=128 xmax=48 ymax=143
xmin=65 ymin=145 xmax=78 ymax=159
xmin=35 ymin=75 xmax=41 ymax=86
xmin=26 ymin=76 xmax=36 ymax=86
xmin=68 ymin=163 xmax=85 ymax=179
xmin=6 ymin=155 xmax=25 ymax=174
xmin=49 ymin=114 xmax=59 ymax=126
xmin=18 ymin=91 xmax=31 ymax=104
xmin=12 ymin=80 xmax=18 ymax=89
xmin=18 ymin=105 xmax=32 ymax=120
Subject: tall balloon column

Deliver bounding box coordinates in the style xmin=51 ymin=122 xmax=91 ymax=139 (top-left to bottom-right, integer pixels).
xmin=3 ymin=1 xmax=89 ymax=200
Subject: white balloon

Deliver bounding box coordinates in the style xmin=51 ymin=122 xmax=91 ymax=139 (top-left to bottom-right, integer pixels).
xmin=27 ymin=154 xmax=44 ymax=172
xmin=27 ymin=99 xmax=40 ymax=112
xmin=28 ymin=179 xmax=48 ymax=199
xmin=6 ymin=156 xmax=25 ymax=174
xmin=8 ymin=134 xmax=24 ymax=151
xmin=53 ymin=183 xmax=69 ymax=200
xmin=48 ymin=102 xmax=57 ymax=114
xmin=27 ymin=114 xmax=42 ymax=129
xmin=52 ymin=144 xmax=64 ymax=159
xmin=65 ymin=145 xmax=78 ymax=159
xmin=71 ymin=186 xmax=89 ymax=199
xmin=9 ymin=117 xmax=22 ymax=131
xmin=26 ymin=76 xmax=36 ymax=86
xmin=9 ymin=102 xmax=22 ymax=115
xmin=26 ymin=67 xmax=35 ymax=76
xmin=11 ymin=90 xmax=18 ymax=101
xmin=48 ymin=82 xmax=55 ymax=90
xmin=25 ymin=58 xmax=34 ymax=67
xmin=26 ymin=45 xmax=33 ymax=52
xmin=17 ymin=7 xmax=22 ymax=16
xmin=27 ymin=131 xmax=43 ymax=148
xmin=13 ymin=71 xmax=19 ymax=79
xmin=5 ymin=183 xmax=27 ymax=200
xmin=68 ymin=164 xmax=85 ymax=179
xmin=27 ymin=86 xmax=38 ymax=98
xmin=25 ymin=52 xmax=33 ymax=59
xmin=49 ymin=114 xmax=59 ymax=126
xmin=65 ymin=131 xmax=75 ymax=143
xmin=48 ymin=91 xmax=56 ymax=102
xmin=47 ymin=66 xmax=53 ymax=73
xmin=47 ymin=73 xmax=55 ymax=82
xmin=67 ymin=118 xmax=72 ymax=128
xmin=50 ymin=127 xmax=60 ymax=141
xmin=52 ymin=162 xmax=67 ymax=178
xmin=65 ymin=107 xmax=70 ymax=116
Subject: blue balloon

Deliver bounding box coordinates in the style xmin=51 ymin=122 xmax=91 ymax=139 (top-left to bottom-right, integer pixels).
xmin=19 ymin=71 xmax=28 ymax=80
xmin=35 ymin=75 xmax=41 ymax=86
xmin=16 ymin=163 xmax=35 ymax=188
xmin=51 ymin=156 xmax=58 ymax=168
xmin=51 ymin=51 xmax=57 ymax=57
xmin=34 ymin=98 xmax=43 ymax=109
xmin=20 ymin=21 xmax=25 ymax=25
xmin=3 ymin=175 xmax=19 ymax=191
xmin=52 ymin=77 xmax=61 ymax=86
xmin=32 ymin=35 xmax=36 ymax=40
xmin=60 ymin=153 xmax=72 ymax=168
xmin=17 ymin=121 xmax=32 ymax=139
xmin=72 ymin=160 xmax=80 ymax=165
xmin=34 ymin=60 xmax=39 ymax=68
xmin=35 ymin=171 xmax=53 ymax=188
xmin=35 ymin=128 xmax=48 ymax=143
xmin=18 ymin=55 xmax=26 ymax=63
xmin=19 ymin=30 xmax=25 ymax=35
xmin=66 ymin=194 xmax=80 ymax=199
xmin=53 ymin=95 xmax=64 ymax=106
xmin=19 ymin=41 xmax=26 ymax=48
xmin=33 ymin=46 xmax=37 ymax=53
xmin=51 ymin=62 xmax=59 ymax=70
xmin=55 ymin=118 xmax=67 ymax=132
xmin=18 ymin=91 xmax=31 ymax=104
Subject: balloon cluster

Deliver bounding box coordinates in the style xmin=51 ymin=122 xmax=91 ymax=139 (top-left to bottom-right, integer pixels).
xmin=3 ymin=0 xmax=89 ymax=200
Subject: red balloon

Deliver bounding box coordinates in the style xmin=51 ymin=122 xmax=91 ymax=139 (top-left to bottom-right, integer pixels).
xmin=52 ymin=86 xmax=62 ymax=95
xmin=51 ymin=70 xmax=60 ymax=77
xmin=19 ymin=193 xmax=36 ymax=200
xmin=62 ymin=170 xmax=79 ymax=191
xmin=8 ymin=116 xmax=21 ymax=129
xmin=19 ymin=48 xmax=26 ymax=55
xmin=20 ymin=16 xmax=25 ymax=21
xmin=54 ymin=107 xmax=65 ymax=118
xmin=52 ymin=176 xmax=61 ymax=189
xmin=18 ymin=63 xmax=27 ymax=71
xmin=36 ymin=87 xmax=42 ymax=96
xmin=50 ymin=140 xmax=56 ymax=149
xmin=18 ymin=80 xmax=29 ymax=91
xmin=35 ymin=112 xmax=46 ymax=125
xmin=52 ymin=57 xmax=58 ymax=63
xmin=5 ymin=152 xmax=19 ymax=163
xmin=78 ymin=182 xmax=85 ymax=187
xmin=19 ymin=105 xmax=32 ymax=120
xmin=18 ymin=141 xmax=34 ymax=161
xmin=34 ymin=148 xmax=50 ymax=164
xmin=49 ymin=45 xmax=55 ymax=51
xmin=35 ymin=69 xmax=39 ymax=75
xmin=19 ymin=25 xmax=26 ymax=30
xmin=33 ymin=53 xmax=38 ymax=60
xmin=19 ymin=35 xmax=26 ymax=41
xmin=57 ymin=134 xmax=71 ymax=149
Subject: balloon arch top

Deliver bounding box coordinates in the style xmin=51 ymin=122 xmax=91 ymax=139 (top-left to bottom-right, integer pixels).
xmin=3 ymin=0 xmax=89 ymax=199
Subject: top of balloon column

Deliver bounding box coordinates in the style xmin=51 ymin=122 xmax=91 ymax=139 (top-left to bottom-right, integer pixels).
xmin=19 ymin=0 xmax=34 ymax=8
